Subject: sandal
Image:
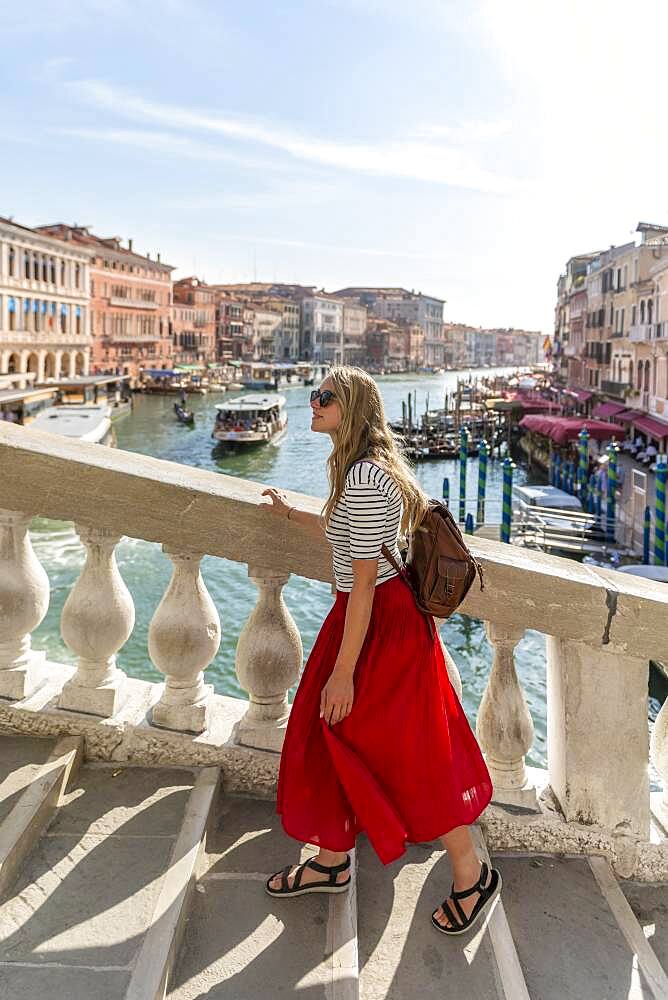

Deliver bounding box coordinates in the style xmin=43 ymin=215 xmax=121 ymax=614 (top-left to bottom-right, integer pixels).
xmin=265 ymin=854 xmax=351 ymax=898
xmin=431 ymin=860 xmax=502 ymax=936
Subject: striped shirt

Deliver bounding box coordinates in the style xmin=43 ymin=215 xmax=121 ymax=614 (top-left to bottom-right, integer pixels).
xmin=325 ymin=460 xmax=403 ymax=592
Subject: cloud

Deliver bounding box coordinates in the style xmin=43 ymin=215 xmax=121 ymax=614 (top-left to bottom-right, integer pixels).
xmin=231 ymin=235 xmax=444 ymax=261
xmin=54 ymin=127 xmax=287 ymax=173
xmin=65 ymin=79 xmax=518 ymax=194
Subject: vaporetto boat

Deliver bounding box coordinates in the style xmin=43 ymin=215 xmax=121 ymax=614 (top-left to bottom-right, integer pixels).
xmin=211 ymin=394 xmax=287 ymax=451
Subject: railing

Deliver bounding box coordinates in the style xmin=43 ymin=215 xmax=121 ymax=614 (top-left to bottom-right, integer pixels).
xmin=601 ymin=379 xmax=631 ymax=399
xmin=629 ymin=324 xmax=653 ymax=342
xmin=0 ymin=423 xmax=667 ymax=877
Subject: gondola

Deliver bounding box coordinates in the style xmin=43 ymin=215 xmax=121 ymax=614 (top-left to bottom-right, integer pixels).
xmin=174 ymin=402 xmax=195 ymax=425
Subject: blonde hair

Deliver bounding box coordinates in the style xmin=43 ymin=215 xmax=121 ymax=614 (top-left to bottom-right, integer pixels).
xmin=321 ymin=366 xmax=429 ymax=536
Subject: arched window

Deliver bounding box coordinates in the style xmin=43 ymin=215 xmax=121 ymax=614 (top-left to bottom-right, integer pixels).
xmin=653 ymin=358 xmax=658 ymax=394
xmin=8 ymin=246 xmax=15 ymax=277
xmin=644 ymin=359 xmax=651 ymax=391
xmin=637 ymin=359 xmax=643 ymax=389
xmin=8 ymin=296 xmax=15 ymax=331
xmin=60 ymin=260 xmax=66 ymax=285
xmin=50 ymin=258 xmax=56 ymax=284
xmin=648 ymin=300 xmax=654 ymax=325
xmin=24 ymin=251 xmax=30 ymax=279
xmin=33 ymin=254 xmax=39 ymax=280
xmin=42 ymin=256 xmax=48 ymax=282
xmin=640 ymin=300 xmax=646 ymax=324
xmin=75 ymin=263 xmax=81 ymax=288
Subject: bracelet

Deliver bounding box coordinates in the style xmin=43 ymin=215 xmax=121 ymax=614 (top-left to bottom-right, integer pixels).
xmin=287 ymin=506 xmax=295 ymax=521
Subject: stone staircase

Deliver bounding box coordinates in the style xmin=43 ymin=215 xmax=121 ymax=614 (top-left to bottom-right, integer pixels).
xmin=1 ymin=733 xmax=668 ymax=1000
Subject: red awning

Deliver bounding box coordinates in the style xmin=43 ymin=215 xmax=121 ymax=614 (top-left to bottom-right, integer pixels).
xmin=592 ymin=402 xmax=626 ymax=419
xmin=616 ymin=409 xmax=643 ymax=423
xmin=563 ymin=388 xmax=593 ymax=403
xmin=631 ymin=414 xmax=668 ymax=440
xmin=519 ymin=414 xmax=626 ymax=446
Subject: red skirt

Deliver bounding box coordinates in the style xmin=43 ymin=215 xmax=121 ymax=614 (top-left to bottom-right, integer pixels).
xmin=276 ymin=575 xmax=492 ymax=865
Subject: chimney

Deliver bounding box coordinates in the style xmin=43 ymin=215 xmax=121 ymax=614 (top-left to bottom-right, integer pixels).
xmin=157 ymin=252 xmax=161 ymax=262
xmin=146 ymin=252 xmax=151 ymax=260
xmin=128 ymin=239 xmax=133 ymax=252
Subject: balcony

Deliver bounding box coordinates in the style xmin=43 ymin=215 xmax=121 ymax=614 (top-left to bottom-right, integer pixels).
xmin=629 ymin=324 xmax=653 ymax=342
xmin=109 ymin=296 xmax=159 ymax=310
xmin=601 ymin=379 xmax=631 ymax=399
xmin=109 ymin=332 xmax=162 ymax=343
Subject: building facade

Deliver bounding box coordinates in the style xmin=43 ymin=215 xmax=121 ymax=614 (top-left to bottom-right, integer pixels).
xmin=36 ymin=225 xmax=173 ymax=379
xmin=301 ymin=295 xmax=344 ymax=364
xmin=171 ymin=277 xmax=216 ymax=367
xmin=342 ymin=303 xmax=368 ymax=366
xmin=0 ymin=217 xmax=93 ymax=386
xmin=334 ymin=287 xmax=445 ymax=367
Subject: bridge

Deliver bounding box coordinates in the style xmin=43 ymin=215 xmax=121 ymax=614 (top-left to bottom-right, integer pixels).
xmin=0 ymin=421 xmax=667 ymax=999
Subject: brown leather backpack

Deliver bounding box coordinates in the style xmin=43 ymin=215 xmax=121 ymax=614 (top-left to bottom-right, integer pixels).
xmin=381 ymin=499 xmax=484 ymax=623
xmin=349 ymin=459 xmax=484 ymax=624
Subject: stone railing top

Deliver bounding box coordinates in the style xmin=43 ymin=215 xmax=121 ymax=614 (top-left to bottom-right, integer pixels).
xmin=2 ymin=422 xmax=668 ymax=660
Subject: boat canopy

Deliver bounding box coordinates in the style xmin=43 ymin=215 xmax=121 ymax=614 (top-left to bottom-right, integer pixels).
xmin=519 ymin=414 xmax=626 ymax=445
xmin=215 ymin=394 xmax=285 ymax=412
xmin=142 ymin=369 xmax=180 ymax=378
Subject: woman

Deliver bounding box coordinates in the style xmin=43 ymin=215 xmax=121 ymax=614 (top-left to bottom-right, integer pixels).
xmin=261 ymin=366 xmax=499 ymax=935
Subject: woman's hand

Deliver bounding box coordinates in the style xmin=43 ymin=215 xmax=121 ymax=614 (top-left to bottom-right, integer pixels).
xmin=261 ymin=487 xmax=292 ymax=518
xmin=320 ymin=667 xmax=354 ymax=725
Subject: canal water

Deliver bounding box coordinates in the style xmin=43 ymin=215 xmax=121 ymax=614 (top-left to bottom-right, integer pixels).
xmin=31 ymin=368 xmax=552 ymax=765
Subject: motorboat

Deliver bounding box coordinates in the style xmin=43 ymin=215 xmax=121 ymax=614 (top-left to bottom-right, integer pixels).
xmin=511 ymin=483 xmax=611 ymax=555
xmin=30 ymin=404 xmax=114 ymax=445
xmin=212 ymin=394 xmax=287 ymax=451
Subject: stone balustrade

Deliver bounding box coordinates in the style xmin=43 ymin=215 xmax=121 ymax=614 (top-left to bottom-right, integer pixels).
xmin=0 ymin=421 xmax=668 ymax=879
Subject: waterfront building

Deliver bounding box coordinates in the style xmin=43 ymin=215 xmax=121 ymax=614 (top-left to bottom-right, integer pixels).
xmin=36 ymin=225 xmax=174 ymax=380
xmin=341 ymin=302 xmax=368 ymax=365
xmin=215 ymin=295 xmax=252 ymax=361
xmin=0 ymin=217 xmax=93 ymax=385
xmin=251 ymin=308 xmax=283 ymax=361
xmin=172 ymin=277 xmax=216 ymax=368
xmin=300 ymin=294 xmax=344 ymax=364
xmin=365 ymin=318 xmax=406 ymax=370
xmin=333 ymin=287 xmax=446 ymax=367
xmin=255 ymin=297 xmax=300 ymax=360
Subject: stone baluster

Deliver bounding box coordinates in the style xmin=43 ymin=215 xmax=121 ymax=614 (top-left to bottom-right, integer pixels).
xmin=59 ymin=525 xmax=134 ymax=717
xmin=547 ymin=636 xmax=649 ymax=842
xmin=235 ymin=566 xmax=303 ymax=752
xmin=148 ymin=546 xmax=219 ymax=734
xmin=650 ymin=686 xmax=667 ymax=832
xmin=0 ymin=510 xmax=49 ymax=700
xmin=476 ymin=622 xmax=535 ymax=806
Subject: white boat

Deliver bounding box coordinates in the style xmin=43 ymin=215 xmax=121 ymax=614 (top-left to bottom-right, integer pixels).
xmin=511 ymin=483 xmax=610 ymax=555
xmin=30 ymin=404 xmax=114 ymax=445
xmin=212 ymin=394 xmax=287 ymax=450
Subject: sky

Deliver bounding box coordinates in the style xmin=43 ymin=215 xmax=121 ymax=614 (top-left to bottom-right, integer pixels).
xmin=2 ymin=0 xmax=668 ymax=334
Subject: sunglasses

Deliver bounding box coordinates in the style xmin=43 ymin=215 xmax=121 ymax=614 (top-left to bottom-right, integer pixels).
xmin=310 ymin=388 xmax=337 ymax=407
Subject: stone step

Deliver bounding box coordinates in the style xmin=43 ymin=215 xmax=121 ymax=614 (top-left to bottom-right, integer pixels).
xmin=493 ymin=852 xmax=668 ymax=1000
xmin=168 ymin=794 xmax=348 ymax=1000
xmin=0 ymin=732 xmax=82 ymax=898
xmin=357 ymin=835 xmax=506 ymax=1000
xmin=0 ymin=761 xmax=218 ymax=1000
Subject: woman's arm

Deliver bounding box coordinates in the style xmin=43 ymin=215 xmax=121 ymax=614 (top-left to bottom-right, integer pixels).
xmin=320 ymin=558 xmax=376 ymax=725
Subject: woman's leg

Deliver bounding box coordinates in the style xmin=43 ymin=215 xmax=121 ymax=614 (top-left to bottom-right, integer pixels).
xmin=267 ymin=846 xmax=350 ymax=891
xmin=432 ymin=824 xmax=488 ymax=929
